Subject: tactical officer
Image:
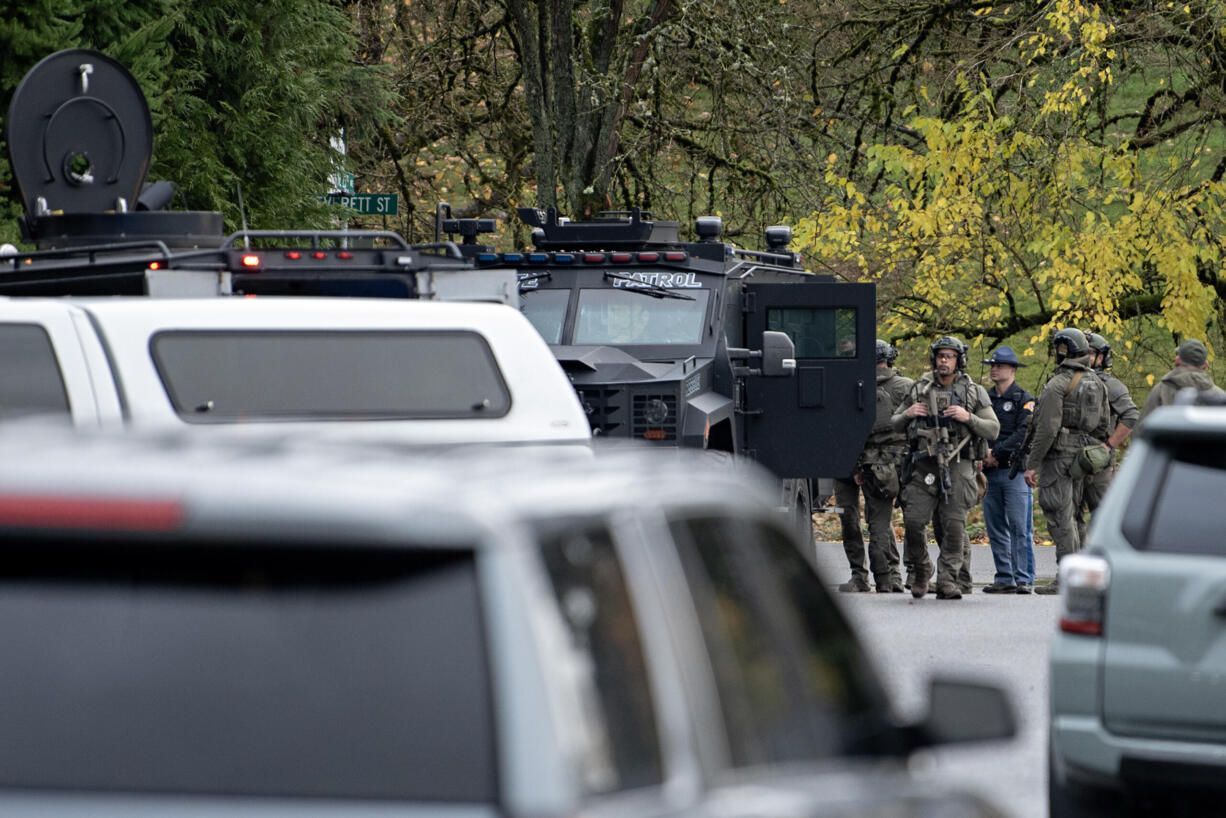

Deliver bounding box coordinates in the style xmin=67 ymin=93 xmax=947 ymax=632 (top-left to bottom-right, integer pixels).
xmin=1137 ymin=338 xmax=1226 ymax=424
xmin=836 ymin=340 xmax=913 ymax=593
xmin=1023 ymin=329 xmax=1110 ymax=594
xmin=980 ymin=346 xmax=1036 ymax=594
xmin=1075 ymin=333 xmax=1139 ymax=544
xmin=893 ymin=337 xmax=999 ymax=600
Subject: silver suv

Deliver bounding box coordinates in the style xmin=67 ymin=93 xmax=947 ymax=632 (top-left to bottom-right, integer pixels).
xmin=1049 ymin=401 xmax=1226 ymax=816
xmin=0 ymin=429 xmax=1013 ymax=816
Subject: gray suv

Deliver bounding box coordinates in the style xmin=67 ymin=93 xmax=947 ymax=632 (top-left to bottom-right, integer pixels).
xmin=1049 ymin=401 xmax=1226 ymax=816
xmin=0 ymin=429 xmax=1013 ymax=816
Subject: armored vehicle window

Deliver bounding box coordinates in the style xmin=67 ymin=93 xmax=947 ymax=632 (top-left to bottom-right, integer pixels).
xmin=1126 ymin=440 xmax=1226 ymax=556
xmin=767 ymin=307 xmax=857 ymax=358
xmin=669 ymin=514 xmax=891 ymax=767
xmin=0 ymin=540 xmax=496 ymax=801
xmin=151 ymin=330 xmax=511 ymax=422
xmin=0 ymin=323 xmax=70 ymax=420
xmin=537 ymin=521 xmax=664 ymax=793
xmin=575 ymin=288 xmax=710 ymax=345
xmin=521 ymin=288 xmax=570 ymax=344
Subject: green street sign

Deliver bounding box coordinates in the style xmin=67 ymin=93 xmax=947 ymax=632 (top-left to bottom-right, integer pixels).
xmin=324 ymin=192 xmax=398 ymax=215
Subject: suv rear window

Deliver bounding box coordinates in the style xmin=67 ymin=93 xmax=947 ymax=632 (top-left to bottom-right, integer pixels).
xmin=151 ymin=330 xmax=511 ymax=421
xmin=0 ymin=540 xmax=496 ymax=801
xmin=1123 ymin=439 xmax=1226 ymax=556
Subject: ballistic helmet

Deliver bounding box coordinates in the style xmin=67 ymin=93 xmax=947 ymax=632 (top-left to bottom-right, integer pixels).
xmin=875 ymin=339 xmax=898 ymax=366
xmin=1085 ymin=332 xmax=1112 ymax=369
xmin=1052 ymin=328 xmax=1089 ymax=363
xmin=929 ymin=336 xmax=967 ymax=369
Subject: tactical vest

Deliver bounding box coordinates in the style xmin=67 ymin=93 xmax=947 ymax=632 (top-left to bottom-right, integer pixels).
xmin=865 ymin=371 xmax=910 ymax=454
xmin=912 ymin=372 xmax=990 ymax=460
xmin=1058 ymin=367 xmax=1109 ymax=449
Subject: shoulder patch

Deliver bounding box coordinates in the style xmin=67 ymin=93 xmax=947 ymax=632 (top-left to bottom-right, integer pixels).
xmin=1023 ymin=400 xmax=1035 ymax=412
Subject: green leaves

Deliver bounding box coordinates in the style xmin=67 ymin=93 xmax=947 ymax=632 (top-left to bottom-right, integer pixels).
xmin=796 ymin=0 xmax=1225 ymax=375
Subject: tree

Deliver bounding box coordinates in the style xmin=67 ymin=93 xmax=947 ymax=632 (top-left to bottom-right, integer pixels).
xmin=354 ymin=0 xmax=860 ymax=245
xmin=344 ymin=0 xmax=534 ymax=243
xmin=153 ymin=0 xmax=389 ymax=230
xmin=504 ymin=0 xmax=677 ymax=216
xmin=795 ymin=0 xmax=1226 ymax=383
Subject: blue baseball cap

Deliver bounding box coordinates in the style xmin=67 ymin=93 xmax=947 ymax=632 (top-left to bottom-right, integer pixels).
xmin=982 ymin=346 xmax=1026 ymax=367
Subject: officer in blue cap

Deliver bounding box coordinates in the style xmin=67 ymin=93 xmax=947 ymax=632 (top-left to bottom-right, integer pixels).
xmin=981 ymin=346 xmax=1036 ymax=594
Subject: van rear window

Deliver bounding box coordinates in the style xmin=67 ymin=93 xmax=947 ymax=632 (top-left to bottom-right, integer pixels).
xmin=0 ymin=541 xmax=496 ymax=801
xmin=151 ymin=330 xmax=511 ymax=422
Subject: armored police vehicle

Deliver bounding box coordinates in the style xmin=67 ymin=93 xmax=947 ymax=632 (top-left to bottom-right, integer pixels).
xmin=1 ymin=48 xmax=513 ymax=304
xmin=461 ymin=207 xmax=877 ymax=523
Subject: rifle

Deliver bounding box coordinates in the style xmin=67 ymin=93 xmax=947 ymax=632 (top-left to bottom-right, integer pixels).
xmin=1008 ymin=418 xmax=1036 ymax=480
xmin=911 ymin=387 xmax=970 ymax=502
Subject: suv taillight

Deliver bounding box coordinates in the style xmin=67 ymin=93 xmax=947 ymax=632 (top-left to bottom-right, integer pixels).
xmin=1058 ymin=553 xmax=1111 ymax=636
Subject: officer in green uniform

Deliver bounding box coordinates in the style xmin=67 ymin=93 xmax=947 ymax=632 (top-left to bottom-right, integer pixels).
xmin=1137 ymin=338 xmax=1226 ymax=425
xmin=1023 ymin=328 xmax=1110 ymax=594
xmin=836 ymin=340 xmax=913 ymax=593
xmin=892 ymin=337 xmax=999 ymax=600
xmin=1076 ymin=333 xmax=1139 ymax=544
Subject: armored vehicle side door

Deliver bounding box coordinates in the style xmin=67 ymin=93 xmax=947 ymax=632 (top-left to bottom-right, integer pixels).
xmin=742 ymin=281 xmax=876 ymax=479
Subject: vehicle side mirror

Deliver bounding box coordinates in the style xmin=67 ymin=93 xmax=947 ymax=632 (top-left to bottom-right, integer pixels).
xmin=760 ymin=330 xmax=797 ymax=377
xmin=915 ymin=677 xmax=1015 ymax=747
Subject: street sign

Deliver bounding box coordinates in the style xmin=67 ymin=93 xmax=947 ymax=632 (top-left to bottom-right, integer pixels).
xmin=328 ymin=171 xmax=355 ymax=195
xmin=324 ymin=192 xmax=398 ymax=215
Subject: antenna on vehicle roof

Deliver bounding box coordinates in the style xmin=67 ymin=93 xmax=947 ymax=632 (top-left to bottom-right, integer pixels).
xmin=237 ymin=182 xmax=249 ymax=249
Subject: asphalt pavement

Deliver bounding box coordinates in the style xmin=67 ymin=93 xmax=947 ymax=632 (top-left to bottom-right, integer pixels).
xmin=815 ymin=537 xmax=1061 ymax=818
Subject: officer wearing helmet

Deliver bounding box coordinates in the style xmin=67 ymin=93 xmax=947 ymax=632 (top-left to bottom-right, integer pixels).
xmin=835 ymin=340 xmax=913 ymax=593
xmin=892 ymin=336 xmax=999 ymax=600
xmin=1023 ymin=328 xmax=1110 ymax=594
xmin=1075 ymin=332 xmax=1139 ymax=545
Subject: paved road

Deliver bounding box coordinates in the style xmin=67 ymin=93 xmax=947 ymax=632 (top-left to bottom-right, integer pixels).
xmin=815 ymin=538 xmax=1061 ymax=818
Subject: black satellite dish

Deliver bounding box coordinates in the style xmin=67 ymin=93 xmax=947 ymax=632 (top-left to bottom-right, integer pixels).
xmin=6 ymin=49 xmax=222 ymax=248
xmin=7 ymin=49 xmax=152 ymax=216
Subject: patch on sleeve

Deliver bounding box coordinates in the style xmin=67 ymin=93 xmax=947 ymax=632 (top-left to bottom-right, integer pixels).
xmin=1023 ymin=400 xmax=1036 ymax=412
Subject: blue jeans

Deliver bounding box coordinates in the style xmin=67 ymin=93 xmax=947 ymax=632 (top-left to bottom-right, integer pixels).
xmin=983 ymin=467 xmax=1034 ymax=585
xmin=1025 ymin=492 xmax=1035 ymax=583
